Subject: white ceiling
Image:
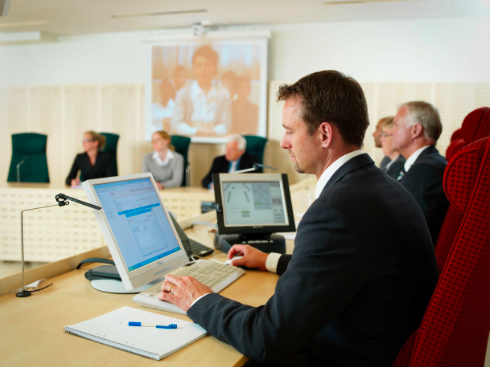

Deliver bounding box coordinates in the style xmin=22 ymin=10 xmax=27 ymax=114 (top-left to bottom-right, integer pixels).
xmin=0 ymin=0 xmax=490 ymax=36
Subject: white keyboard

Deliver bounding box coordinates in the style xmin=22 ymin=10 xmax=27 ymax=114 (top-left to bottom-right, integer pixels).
xmin=133 ymin=260 xmax=245 ymax=315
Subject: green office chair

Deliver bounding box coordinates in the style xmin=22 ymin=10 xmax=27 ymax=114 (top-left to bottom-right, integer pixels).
xmin=243 ymin=135 xmax=267 ymax=165
xmin=100 ymin=132 xmax=119 ymax=176
xmin=7 ymin=133 xmax=50 ymax=183
xmin=171 ymin=135 xmax=191 ymax=187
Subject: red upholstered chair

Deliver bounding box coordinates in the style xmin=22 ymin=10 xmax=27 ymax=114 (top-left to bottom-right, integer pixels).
xmin=393 ymin=135 xmax=490 ymax=367
xmin=450 ymin=128 xmax=462 ymax=142
xmin=437 ymin=107 xmax=490 ymax=272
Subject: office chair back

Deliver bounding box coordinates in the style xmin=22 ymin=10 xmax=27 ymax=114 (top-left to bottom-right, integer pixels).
xmin=7 ymin=133 xmax=50 ymax=183
xmin=100 ymin=132 xmax=119 ymax=176
xmin=170 ymin=135 xmax=191 ymax=187
xmin=243 ymin=135 xmax=267 ymax=165
xmin=393 ymin=134 xmax=490 ymax=367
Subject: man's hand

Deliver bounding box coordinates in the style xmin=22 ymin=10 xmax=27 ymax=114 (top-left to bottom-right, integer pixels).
xmin=156 ymin=182 xmax=164 ymax=190
xmin=157 ymin=274 xmax=213 ymax=312
xmin=71 ymin=178 xmax=80 ymax=187
xmin=228 ymin=244 xmax=268 ymax=271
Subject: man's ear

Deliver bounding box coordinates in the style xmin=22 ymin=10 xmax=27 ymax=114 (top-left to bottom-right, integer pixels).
xmin=411 ymin=123 xmax=424 ymax=139
xmin=319 ymin=122 xmax=334 ymax=148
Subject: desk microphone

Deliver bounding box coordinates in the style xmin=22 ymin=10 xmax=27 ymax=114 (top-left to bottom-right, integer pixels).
xmin=234 ymin=163 xmax=277 ymax=174
xmin=16 ymin=155 xmax=30 ymax=183
xmin=16 ymin=194 xmax=102 ymax=298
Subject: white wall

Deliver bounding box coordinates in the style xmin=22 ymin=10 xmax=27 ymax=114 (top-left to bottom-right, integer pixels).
xmin=1 ymin=16 xmax=490 ymax=86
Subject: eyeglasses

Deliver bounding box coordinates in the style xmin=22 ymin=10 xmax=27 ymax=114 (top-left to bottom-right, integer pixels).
xmin=82 ymin=139 xmax=95 ymax=143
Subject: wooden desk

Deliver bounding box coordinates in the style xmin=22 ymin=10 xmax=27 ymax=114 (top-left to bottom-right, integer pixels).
xmin=0 ymin=212 xmax=289 ymax=367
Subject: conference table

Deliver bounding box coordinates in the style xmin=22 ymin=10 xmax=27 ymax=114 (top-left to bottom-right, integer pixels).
xmin=0 ymin=177 xmax=316 ymax=366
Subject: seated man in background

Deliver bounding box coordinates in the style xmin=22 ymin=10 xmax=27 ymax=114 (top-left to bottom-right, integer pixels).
xmin=161 ymin=71 xmax=438 ymax=367
xmin=392 ymin=101 xmax=449 ymax=245
xmin=201 ymin=135 xmax=260 ymax=189
xmin=380 ymin=116 xmax=406 ymax=179
xmin=373 ymin=116 xmax=392 ymax=170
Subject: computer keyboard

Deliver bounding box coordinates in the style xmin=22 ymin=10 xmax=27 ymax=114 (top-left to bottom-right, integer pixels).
xmin=133 ymin=260 xmax=245 ymax=315
xmin=189 ymin=238 xmax=214 ymax=257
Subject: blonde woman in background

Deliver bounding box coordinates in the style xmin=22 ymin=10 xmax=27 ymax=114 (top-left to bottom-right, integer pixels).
xmin=66 ymin=131 xmax=115 ymax=186
xmin=142 ymin=131 xmax=184 ymax=189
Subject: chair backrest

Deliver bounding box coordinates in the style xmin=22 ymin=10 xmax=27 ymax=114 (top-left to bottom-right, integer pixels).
xmin=393 ymin=135 xmax=490 ymax=367
xmin=450 ymin=128 xmax=463 ymax=142
xmin=100 ymin=132 xmax=119 ymax=176
xmin=7 ymin=133 xmax=49 ymax=183
xmin=436 ymin=107 xmax=490 ymax=271
xmin=170 ymin=135 xmax=191 ymax=187
xmin=243 ymin=135 xmax=267 ymax=165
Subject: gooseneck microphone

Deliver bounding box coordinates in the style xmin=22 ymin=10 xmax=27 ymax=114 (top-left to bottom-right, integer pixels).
xmin=234 ymin=163 xmax=277 ymax=174
xmin=16 ymin=194 xmax=102 ymax=298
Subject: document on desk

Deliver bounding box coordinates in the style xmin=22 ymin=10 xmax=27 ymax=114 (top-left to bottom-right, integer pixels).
xmin=64 ymin=306 xmax=207 ymax=361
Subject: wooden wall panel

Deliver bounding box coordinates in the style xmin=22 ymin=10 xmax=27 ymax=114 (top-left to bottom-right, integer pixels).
xmin=0 ymin=82 xmax=488 ymax=190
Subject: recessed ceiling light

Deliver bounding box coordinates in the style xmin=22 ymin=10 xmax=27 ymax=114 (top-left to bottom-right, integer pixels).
xmin=0 ymin=20 xmax=49 ymax=28
xmin=112 ymin=9 xmax=207 ymax=19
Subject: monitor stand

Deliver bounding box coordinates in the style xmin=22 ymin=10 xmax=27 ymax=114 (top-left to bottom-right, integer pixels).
xmin=89 ymin=265 xmax=164 ymax=294
xmin=215 ymin=233 xmax=286 ymax=254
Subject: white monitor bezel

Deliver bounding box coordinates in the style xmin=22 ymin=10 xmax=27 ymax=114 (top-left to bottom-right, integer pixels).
xmin=82 ymin=173 xmax=188 ymax=290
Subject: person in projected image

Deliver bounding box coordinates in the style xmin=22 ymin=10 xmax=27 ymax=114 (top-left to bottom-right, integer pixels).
xmin=171 ymin=45 xmax=232 ymax=136
xmin=142 ymin=130 xmax=184 ymax=190
xmin=172 ymin=65 xmax=187 ymax=93
xmin=66 ymin=131 xmax=115 ymax=186
xmin=232 ymin=75 xmax=259 ymax=135
xmin=221 ymin=71 xmax=238 ymax=101
xmin=152 ymin=79 xmax=176 ymax=132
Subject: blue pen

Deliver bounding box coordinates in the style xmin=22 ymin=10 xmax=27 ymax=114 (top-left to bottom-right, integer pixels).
xmin=126 ymin=322 xmax=177 ymax=329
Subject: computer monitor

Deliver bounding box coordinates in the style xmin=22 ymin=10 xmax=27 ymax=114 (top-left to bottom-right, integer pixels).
xmin=82 ymin=173 xmax=189 ymax=291
xmin=213 ymin=173 xmax=296 ymax=236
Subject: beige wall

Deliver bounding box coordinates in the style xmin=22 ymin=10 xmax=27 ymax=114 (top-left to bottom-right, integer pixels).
xmin=1 ymin=82 xmax=489 ymax=188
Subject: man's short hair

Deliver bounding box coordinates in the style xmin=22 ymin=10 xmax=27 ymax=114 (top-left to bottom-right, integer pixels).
xmin=227 ymin=135 xmax=247 ymax=151
xmin=276 ymin=70 xmax=369 ymax=147
xmin=382 ymin=116 xmax=395 ymax=128
xmin=192 ymin=46 xmax=219 ymax=67
xmin=399 ymin=101 xmax=442 ymax=142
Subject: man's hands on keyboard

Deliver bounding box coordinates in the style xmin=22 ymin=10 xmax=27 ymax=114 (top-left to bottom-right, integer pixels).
xmin=157 ymin=274 xmax=213 ymax=312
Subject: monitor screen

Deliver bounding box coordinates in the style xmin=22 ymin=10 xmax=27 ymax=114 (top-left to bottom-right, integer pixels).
xmin=213 ymin=173 xmax=296 ymax=235
xmin=83 ymin=173 xmax=188 ymax=290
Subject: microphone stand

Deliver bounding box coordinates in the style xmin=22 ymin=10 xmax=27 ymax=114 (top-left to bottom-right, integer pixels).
xmin=16 ymin=156 xmax=29 ymax=183
xmin=16 ymin=193 xmax=102 ymax=298
xmin=234 ymin=163 xmax=277 ymax=174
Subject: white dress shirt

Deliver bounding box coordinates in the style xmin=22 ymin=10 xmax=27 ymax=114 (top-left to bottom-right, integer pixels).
xmin=152 ymin=149 xmax=174 ymax=167
xmin=403 ymin=145 xmax=431 ymax=173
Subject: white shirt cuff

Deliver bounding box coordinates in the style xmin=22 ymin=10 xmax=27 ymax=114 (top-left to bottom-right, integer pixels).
xmin=191 ymin=293 xmax=212 ymax=308
xmin=265 ymin=252 xmax=282 ymax=273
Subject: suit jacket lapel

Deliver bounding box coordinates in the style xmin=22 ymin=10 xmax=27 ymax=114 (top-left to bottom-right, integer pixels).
xmin=321 ymin=153 xmax=375 ymax=195
xmin=414 ymin=145 xmax=438 ymax=163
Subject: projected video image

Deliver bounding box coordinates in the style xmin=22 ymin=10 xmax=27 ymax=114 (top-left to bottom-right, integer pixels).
xmin=146 ymin=38 xmax=268 ymax=142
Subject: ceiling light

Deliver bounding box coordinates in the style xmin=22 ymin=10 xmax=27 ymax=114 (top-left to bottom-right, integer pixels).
xmin=0 ymin=20 xmax=49 ymax=28
xmin=324 ymin=0 xmax=418 ymax=4
xmin=112 ymin=9 xmax=207 ymax=19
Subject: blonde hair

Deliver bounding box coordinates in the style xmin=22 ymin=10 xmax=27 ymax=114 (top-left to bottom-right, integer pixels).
xmin=153 ymin=130 xmax=175 ymax=151
xmin=382 ymin=116 xmax=395 ymax=128
xmin=85 ymin=131 xmax=106 ymax=150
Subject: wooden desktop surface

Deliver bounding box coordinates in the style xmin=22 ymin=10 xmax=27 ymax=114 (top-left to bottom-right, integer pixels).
xmin=0 ymin=212 xmax=286 ymax=367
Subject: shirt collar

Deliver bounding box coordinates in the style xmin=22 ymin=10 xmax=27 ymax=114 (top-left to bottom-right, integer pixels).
xmin=404 ymin=145 xmax=431 ymax=172
xmin=191 ymin=80 xmax=218 ymax=99
xmin=153 ymin=149 xmax=174 ymax=166
xmin=315 ymin=150 xmax=364 ymax=199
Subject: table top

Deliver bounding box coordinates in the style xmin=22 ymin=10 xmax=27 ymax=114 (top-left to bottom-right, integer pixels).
xmin=0 ymin=214 xmax=283 ymax=367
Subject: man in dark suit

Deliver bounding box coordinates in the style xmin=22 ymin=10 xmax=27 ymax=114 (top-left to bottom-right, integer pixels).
xmin=391 ymin=101 xmax=449 ymax=245
xmin=159 ymin=71 xmax=438 ymax=367
xmin=201 ymin=134 xmax=261 ymax=189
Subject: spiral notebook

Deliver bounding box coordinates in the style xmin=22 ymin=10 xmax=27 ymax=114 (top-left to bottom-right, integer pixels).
xmin=64 ymin=306 xmax=207 ymax=361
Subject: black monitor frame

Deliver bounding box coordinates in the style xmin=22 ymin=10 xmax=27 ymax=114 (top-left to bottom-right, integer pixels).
xmin=213 ymin=173 xmax=296 ymax=236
